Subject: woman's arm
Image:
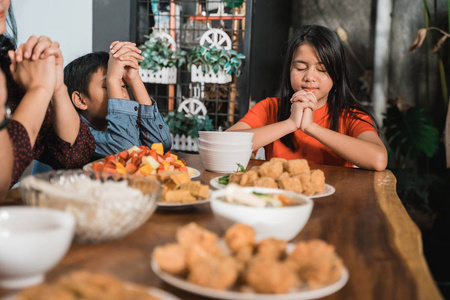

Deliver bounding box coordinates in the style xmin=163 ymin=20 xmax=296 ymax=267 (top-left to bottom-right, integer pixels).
xmin=8 ymin=49 xmax=55 ymax=147
xmin=0 ymin=71 xmax=12 ymax=201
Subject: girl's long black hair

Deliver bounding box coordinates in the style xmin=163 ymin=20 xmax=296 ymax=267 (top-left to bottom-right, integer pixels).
xmin=278 ymin=25 xmax=378 ymax=152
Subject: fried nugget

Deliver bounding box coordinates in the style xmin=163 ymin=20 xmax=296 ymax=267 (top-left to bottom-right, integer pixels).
xmin=258 ymin=161 xmax=284 ymax=179
xmin=294 ymin=172 xmax=315 ymax=196
xmin=287 ymin=239 xmax=343 ymax=289
xmin=277 ymin=175 xmax=303 ymax=194
xmin=256 ymin=237 xmax=287 ymax=260
xmin=152 ymin=243 xmax=187 ymax=275
xmin=187 ymin=255 xmax=239 ymax=290
xmin=239 ymin=170 xmax=259 ymax=186
xmin=283 ymin=159 xmax=310 ymax=176
xmin=254 ymin=176 xmax=278 ymax=189
xmin=269 ymin=157 xmax=287 ymax=164
xmin=224 ymin=223 xmax=256 ymax=253
xmin=246 ymin=256 xmax=300 ymax=294
xmin=185 ymin=242 xmax=223 ymax=269
xmin=176 ymin=222 xmax=218 ymax=250
xmin=229 ymin=172 xmax=244 ymax=184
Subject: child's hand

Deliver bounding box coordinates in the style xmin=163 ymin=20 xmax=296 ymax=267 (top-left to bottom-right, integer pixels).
xmin=289 ymin=101 xmax=314 ymax=129
xmin=8 ymin=50 xmax=56 ymax=94
xmin=109 ymin=41 xmax=144 ymax=84
xmin=290 ymin=90 xmax=317 ymax=108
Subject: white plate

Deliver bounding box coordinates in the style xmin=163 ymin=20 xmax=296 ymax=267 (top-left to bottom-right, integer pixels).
xmin=1 ymin=287 xmax=180 ymax=300
xmin=151 ymin=243 xmax=348 ymax=300
xmin=83 ymin=161 xmax=200 ymax=179
xmin=210 ymin=176 xmax=335 ymax=198
xmin=157 ymin=197 xmax=209 ymax=208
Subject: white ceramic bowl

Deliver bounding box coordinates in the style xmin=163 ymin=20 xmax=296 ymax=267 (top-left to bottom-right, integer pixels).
xmin=0 ymin=206 xmax=75 ymax=289
xmin=199 ymin=146 xmax=252 ymax=173
xmin=199 ymin=131 xmax=254 ymax=143
xmin=210 ymin=187 xmax=313 ymax=240
xmin=198 ymin=138 xmax=253 ymax=149
xmin=20 ymin=170 xmax=161 ymax=243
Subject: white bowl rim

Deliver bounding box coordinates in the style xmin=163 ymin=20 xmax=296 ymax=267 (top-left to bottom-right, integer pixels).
xmin=0 ymin=206 xmax=75 ymax=236
xmin=210 ymin=187 xmax=313 ymax=211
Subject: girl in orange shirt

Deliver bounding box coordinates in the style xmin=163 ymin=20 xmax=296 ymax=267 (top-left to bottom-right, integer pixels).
xmin=227 ymin=25 xmax=387 ymax=171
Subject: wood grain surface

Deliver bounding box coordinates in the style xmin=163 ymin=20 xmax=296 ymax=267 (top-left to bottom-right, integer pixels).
xmin=0 ymin=153 xmax=442 ymax=300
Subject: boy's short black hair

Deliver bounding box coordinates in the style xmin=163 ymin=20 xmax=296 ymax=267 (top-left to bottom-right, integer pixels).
xmin=64 ymin=51 xmax=109 ymax=98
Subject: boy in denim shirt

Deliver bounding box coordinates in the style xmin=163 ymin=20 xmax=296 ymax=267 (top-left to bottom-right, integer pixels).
xmin=64 ymin=41 xmax=171 ymax=159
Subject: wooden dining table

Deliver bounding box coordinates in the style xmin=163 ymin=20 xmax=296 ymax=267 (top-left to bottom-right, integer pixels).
xmin=0 ymin=152 xmax=443 ymax=300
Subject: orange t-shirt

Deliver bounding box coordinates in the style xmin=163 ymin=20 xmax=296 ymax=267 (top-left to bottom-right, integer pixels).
xmin=239 ymin=97 xmax=377 ymax=167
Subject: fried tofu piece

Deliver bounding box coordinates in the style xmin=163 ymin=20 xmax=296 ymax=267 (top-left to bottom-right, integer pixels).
xmin=152 ymin=243 xmax=187 ymax=275
xmin=310 ymin=169 xmax=325 ymax=194
xmin=277 ymin=175 xmax=303 ymax=194
xmin=258 ymin=161 xmax=284 ymax=179
xmin=229 ymin=172 xmax=244 ymax=184
xmin=164 ymin=190 xmax=196 ymax=203
xmin=16 ymin=284 xmax=76 ymax=300
xmin=179 ymin=181 xmax=209 ymax=199
xmin=170 ymin=171 xmax=191 ymax=187
xmin=254 ymin=176 xmax=278 ymax=189
xmin=283 ymin=159 xmax=310 ymax=176
xmin=157 ymin=170 xmax=183 ymax=182
xmin=240 ymin=170 xmax=259 ymax=186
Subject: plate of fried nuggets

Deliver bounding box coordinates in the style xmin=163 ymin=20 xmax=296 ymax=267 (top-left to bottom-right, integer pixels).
xmin=151 ymin=222 xmax=348 ymax=300
xmin=210 ymin=158 xmax=335 ymax=198
xmin=157 ymin=171 xmax=210 ymax=207
xmin=11 ymin=270 xmax=179 ymax=300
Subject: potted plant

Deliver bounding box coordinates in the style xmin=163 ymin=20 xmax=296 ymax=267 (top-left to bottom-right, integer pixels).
xmin=187 ymin=44 xmax=245 ymax=84
xmin=164 ymin=111 xmax=214 ymax=152
xmin=138 ymin=33 xmax=186 ymax=84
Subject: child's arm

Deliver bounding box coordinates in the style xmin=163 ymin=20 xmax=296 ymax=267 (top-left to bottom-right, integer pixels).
xmin=110 ymin=41 xmax=152 ymax=106
xmin=301 ymin=108 xmax=387 ymax=171
xmin=290 ymin=89 xmax=387 ymax=170
xmin=107 ymin=41 xmax=143 ymax=101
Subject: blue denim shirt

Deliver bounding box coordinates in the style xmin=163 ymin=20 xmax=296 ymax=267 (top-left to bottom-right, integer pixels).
xmin=81 ymin=98 xmax=172 ymax=159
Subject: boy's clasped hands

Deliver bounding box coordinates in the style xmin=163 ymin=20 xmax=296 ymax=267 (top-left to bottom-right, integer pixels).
xmin=289 ymin=90 xmax=318 ymax=133
xmin=107 ymin=41 xmax=144 ymax=101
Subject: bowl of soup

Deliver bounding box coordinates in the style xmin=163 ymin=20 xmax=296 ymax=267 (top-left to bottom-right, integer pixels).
xmin=210 ymin=184 xmax=313 ymax=240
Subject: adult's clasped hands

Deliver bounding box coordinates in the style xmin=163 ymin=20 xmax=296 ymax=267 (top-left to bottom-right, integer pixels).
xmin=8 ymin=35 xmax=63 ymax=95
xmin=289 ymin=90 xmax=318 ymax=132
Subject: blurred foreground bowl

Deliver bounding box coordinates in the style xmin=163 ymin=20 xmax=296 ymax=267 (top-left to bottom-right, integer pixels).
xmin=0 ymin=207 xmax=75 ymax=289
xmin=20 ymin=170 xmax=161 ymax=243
xmin=210 ymin=186 xmax=313 ymax=240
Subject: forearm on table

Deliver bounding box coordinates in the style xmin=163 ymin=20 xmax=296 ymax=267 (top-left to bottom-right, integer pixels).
xmin=11 ymin=87 xmax=53 ymax=147
xmin=0 ymin=130 xmax=13 ymax=200
xmin=51 ymin=86 xmax=80 ymax=145
xmin=305 ymin=124 xmax=387 ymax=170
xmin=227 ymin=120 xmax=297 ymax=151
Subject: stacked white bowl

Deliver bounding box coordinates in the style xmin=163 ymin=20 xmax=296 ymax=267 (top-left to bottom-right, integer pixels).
xmin=198 ymin=131 xmax=254 ymax=173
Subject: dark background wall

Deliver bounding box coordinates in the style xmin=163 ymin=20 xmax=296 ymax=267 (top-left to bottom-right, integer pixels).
xmin=93 ymin=0 xmax=132 ymax=52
